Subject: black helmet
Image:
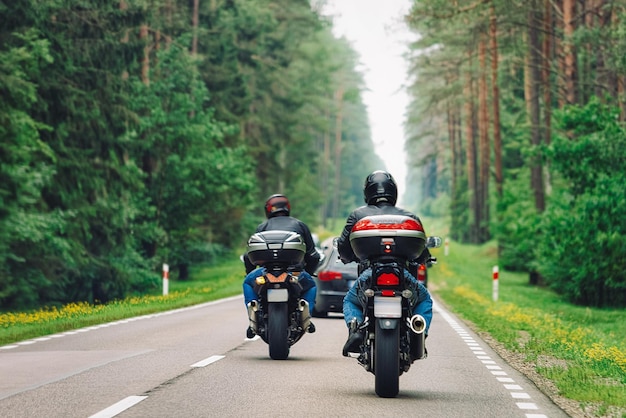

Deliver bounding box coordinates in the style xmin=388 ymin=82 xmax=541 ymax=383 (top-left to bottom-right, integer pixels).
xmin=264 ymin=194 xmax=291 ymax=218
xmin=363 ymin=170 xmax=397 ymax=205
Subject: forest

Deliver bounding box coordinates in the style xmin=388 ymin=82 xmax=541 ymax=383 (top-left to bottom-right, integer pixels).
xmin=1 ymin=0 xmax=625 ymax=310
xmin=0 ymin=0 xmax=383 ymax=309
xmin=403 ymin=0 xmax=626 ymax=308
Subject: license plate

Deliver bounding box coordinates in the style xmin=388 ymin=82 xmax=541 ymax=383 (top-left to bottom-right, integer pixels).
xmin=267 ymin=288 xmax=289 ymax=302
xmin=374 ymin=296 xmax=402 ymax=318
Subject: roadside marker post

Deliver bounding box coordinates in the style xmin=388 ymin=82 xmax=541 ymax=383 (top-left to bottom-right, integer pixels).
xmin=444 ymin=238 xmax=449 ymax=256
xmin=492 ymin=265 xmax=499 ymax=301
xmin=163 ymin=264 xmax=169 ymax=296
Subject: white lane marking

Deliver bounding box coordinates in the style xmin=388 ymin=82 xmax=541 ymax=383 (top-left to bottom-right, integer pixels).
xmin=517 ymin=402 xmax=539 ymax=410
xmin=1 ymin=295 xmax=244 ymax=350
xmin=191 ymin=354 xmax=225 ymax=368
xmin=89 ymin=395 xmax=147 ymax=418
xmin=434 ymin=301 xmax=552 ymax=417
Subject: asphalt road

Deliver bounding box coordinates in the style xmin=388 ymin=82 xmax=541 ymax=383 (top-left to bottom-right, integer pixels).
xmin=0 ymin=295 xmax=570 ymax=418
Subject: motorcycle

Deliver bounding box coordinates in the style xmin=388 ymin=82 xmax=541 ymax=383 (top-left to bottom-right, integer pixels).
xmin=345 ymin=214 xmax=441 ymax=398
xmin=245 ymin=230 xmax=313 ymax=360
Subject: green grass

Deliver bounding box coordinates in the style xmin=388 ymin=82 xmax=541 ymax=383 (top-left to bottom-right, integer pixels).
xmin=0 ymin=256 xmax=244 ymax=346
xmin=2 ymin=221 xmax=625 ymax=417
xmin=426 ymin=217 xmax=626 ymax=418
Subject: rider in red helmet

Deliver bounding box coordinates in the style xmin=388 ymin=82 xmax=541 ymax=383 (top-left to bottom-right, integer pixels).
xmin=242 ymin=194 xmax=320 ymax=338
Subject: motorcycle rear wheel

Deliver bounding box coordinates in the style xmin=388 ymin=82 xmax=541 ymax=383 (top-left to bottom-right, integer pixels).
xmin=268 ymin=302 xmax=290 ymax=360
xmin=374 ymin=320 xmax=400 ymax=398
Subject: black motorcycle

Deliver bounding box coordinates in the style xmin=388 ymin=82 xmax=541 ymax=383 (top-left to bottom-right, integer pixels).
xmin=346 ymin=214 xmax=441 ymax=398
xmin=245 ymin=230 xmax=312 ymax=360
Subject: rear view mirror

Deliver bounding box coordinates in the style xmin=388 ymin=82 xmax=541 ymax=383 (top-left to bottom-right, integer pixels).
xmin=426 ymin=236 xmax=442 ymax=248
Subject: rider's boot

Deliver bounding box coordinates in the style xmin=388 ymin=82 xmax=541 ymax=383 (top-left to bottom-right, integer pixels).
xmin=342 ymin=317 xmax=364 ymax=357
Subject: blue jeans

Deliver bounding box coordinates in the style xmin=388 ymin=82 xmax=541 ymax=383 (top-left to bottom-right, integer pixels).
xmin=243 ymin=268 xmax=317 ymax=314
xmin=342 ymin=267 xmax=433 ymax=335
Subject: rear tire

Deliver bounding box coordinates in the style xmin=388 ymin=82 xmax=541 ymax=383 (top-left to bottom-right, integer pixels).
xmin=374 ymin=319 xmax=400 ymax=398
xmin=268 ymin=302 xmax=290 ymax=360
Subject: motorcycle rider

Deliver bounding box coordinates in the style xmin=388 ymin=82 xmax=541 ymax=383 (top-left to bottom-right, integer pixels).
xmin=337 ymin=170 xmax=434 ymax=357
xmin=243 ymin=194 xmax=320 ymax=338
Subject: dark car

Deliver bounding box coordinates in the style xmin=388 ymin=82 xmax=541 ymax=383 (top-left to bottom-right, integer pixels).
xmin=312 ymin=237 xmax=358 ymax=318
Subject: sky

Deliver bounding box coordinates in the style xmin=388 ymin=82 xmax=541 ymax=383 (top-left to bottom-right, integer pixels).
xmin=320 ymin=0 xmax=415 ymax=204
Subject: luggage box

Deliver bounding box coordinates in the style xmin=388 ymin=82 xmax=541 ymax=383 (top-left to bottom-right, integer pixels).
xmin=247 ymin=230 xmax=306 ymax=266
xmin=349 ymin=215 xmax=426 ymax=260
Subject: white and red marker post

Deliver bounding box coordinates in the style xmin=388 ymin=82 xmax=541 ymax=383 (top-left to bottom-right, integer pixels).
xmin=163 ymin=263 xmax=169 ymax=296
xmin=444 ymin=237 xmax=449 ymax=256
xmin=492 ymin=265 xmax=499 ymax=301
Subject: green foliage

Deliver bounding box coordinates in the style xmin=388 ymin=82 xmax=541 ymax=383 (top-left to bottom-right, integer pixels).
xmin=495 ymin=171 xmax=540 ymax=272
xmin=0 ymin=1 xmax=376 ymax=309
xmin=536 ymin=99 xmax=626 ymax=307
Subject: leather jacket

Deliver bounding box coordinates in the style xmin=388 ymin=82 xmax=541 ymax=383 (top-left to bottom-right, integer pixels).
xmin=336 ymin=202 xmax=430 ymax=265
xmin=244 ymin=214 xmax=321 ymax=275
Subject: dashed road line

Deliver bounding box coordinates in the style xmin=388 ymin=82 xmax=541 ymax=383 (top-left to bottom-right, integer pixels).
xmin=435 ymin=302 xmax=549 ymax=418
xmin=88 ymin=395 xmax=148 ymax=418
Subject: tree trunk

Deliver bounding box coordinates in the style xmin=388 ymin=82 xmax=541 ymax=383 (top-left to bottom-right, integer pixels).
xmin=542 ymin=0 xmax=552 ymax=146
xmin=526 ymin=1 xmax=545 ymax=286
xmin=464 ymin=50 xmax=479 ymax=244
xmin=478 ymin=36 xmax=490 ymax=242
xmin=562 ymin=0 xmax=577 ymax=105
xmin=192 ymin=0 xmax=199 ymax=55
xmin=490 ymin=3 xmax=503 ymax=199
xmin=140 ymin=24 xmax=150 ymax=86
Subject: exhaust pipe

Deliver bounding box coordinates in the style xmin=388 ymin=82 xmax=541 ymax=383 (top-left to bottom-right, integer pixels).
xmin=298 ymin=299 xmax=312 ymax=332
xmin=408 ymin=314 xmax=426 ymax=334
xmin=247 ymin=300 xmax=258 ymax=334
xmin=408 ymin=314 xmax=426 ymax=359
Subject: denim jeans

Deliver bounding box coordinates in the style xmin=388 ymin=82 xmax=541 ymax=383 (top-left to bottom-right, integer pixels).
xmin=342 ymin=267 xmax=433 ymax=335
xmin=243 ymin=268 xmax=317 ymax=314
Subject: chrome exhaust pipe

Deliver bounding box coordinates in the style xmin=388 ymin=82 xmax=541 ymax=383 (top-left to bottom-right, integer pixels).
xmin=247 ymin=300 xmax=258 ymax=334
xmin=408 ymin=314 xmax=426 ymax=334
xmin=298 ymin=299 xmax=312 ymax=332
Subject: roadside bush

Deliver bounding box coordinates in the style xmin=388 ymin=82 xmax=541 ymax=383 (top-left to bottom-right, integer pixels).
xmin=536 ymin=98 xmax=626 ymax=308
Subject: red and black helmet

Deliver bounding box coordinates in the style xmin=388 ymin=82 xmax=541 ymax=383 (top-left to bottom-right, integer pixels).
xmin=264 ymin=194 xmax=291 ymax=218
xmin=363 ymin=170 xmax=398 ymax=205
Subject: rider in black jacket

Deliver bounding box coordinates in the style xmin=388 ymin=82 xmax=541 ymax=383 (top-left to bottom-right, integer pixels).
xmin=337 ymin=171 xmax=433 ymax=356
xmin=243 ymin=194 xmax=320 ymax=338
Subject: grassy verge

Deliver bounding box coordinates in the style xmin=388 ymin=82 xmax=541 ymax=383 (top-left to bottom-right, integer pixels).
xmin=0 ymin=256 xmax=244 ymax=346
xmin=426 ymin=218 xmax=626 ymax=418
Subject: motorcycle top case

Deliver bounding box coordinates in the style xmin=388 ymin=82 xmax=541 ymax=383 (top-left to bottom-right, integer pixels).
xmin=246 ymin=230 xmax=306 ymax=266
xmin=349 ymin=215 xmax=426 ymax=260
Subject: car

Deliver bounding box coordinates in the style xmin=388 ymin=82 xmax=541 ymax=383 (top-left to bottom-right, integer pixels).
xmin=311 ymin=237 xmax=358 ymax=318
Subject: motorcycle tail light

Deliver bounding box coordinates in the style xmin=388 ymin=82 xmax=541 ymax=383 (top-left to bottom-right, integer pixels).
xmin=380 ymin=289 xmax=396 ymax=297
xmin=377 ymin=272 xmax=400 ymax=286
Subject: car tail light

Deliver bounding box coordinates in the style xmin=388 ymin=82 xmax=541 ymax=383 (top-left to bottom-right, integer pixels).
xmin=318 ymin=271 xmax=342 ymax=281
xmin=377 ymin=272 xmax=400 ymax=286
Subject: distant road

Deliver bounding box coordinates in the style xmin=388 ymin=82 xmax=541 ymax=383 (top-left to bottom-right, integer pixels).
xmin=0 ymin=295 xmax=569 ymax=418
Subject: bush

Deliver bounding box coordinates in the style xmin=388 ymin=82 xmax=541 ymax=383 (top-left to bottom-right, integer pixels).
xmin=536 ymin=98 xmax=626 ymax=307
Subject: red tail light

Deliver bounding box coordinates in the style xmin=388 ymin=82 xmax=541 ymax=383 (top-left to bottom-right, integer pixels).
xmin=377 ymin=272 xmax=400 ymax=286
xmin=417 ymin=264 xmax=426 ymax=280
xmin=318 ymin=271 xmax=342 ymax=281
xmin=381 ymin=289 xmax=396 ymax=297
